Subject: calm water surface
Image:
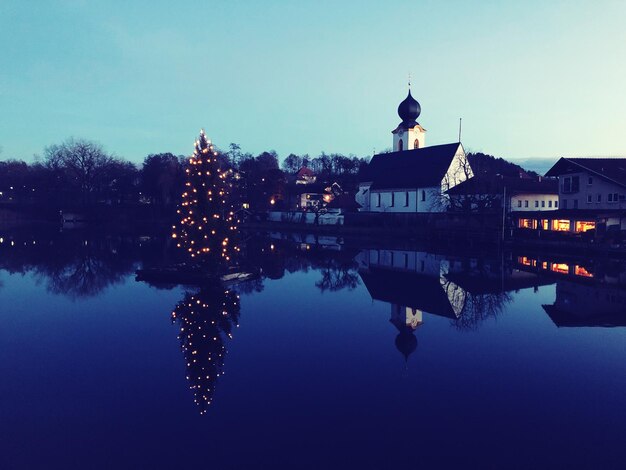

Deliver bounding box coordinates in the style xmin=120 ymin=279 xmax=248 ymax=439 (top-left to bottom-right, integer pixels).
xmin=0 ymin=230 xmax=625 ymax=469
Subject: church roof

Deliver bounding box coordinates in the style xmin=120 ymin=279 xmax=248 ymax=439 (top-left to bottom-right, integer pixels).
xmin=359 ymin=267 xmax=459 ymax=319
xmin=545 ymin=157 xmax=626 ymax=188
xmin=362 ymin=142 xmax=461 ymax=190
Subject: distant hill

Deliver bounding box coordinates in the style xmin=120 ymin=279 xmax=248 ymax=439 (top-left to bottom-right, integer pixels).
xmin=467 ymin=152 xmax=540 ymax=178
xmin=507 ymin=157 xmax=556 ymax=176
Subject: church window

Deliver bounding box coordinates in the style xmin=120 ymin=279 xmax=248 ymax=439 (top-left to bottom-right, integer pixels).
xmin=414 ymin=139 xmax=420 ymax=149
xmin=398 ymin=139 xmax=403 ymax=151
xmin=376 ymin=193 xmax=381 ymax=207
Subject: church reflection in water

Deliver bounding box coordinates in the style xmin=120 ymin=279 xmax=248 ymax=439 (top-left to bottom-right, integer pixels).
xmin=3 ymin=227 xmax=626 ymax=412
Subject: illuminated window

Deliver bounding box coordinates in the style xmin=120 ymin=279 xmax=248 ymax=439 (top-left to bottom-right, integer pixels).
xmin=541 ymin=261 xmax=548 ymax=270
xmin=551 ymin=263 xmax=569 ymax=274
xmin=518 ymin=256 xmax=534 ymax=266
xmin=519 ymin=218 xmax=537 ymax=229
xmin=575 ymin=221 xmax=595 ymax=233
xmin=552 ymin=219 xmax=571 ymax=231
xmin=575 ymin=265 xmax=593 ymax=278
xmin=541 ymin=219 xmax=549 ymax=230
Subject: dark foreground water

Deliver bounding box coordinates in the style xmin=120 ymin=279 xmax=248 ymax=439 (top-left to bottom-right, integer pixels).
xmin=0 ymin=229 xmax=625 ymax=469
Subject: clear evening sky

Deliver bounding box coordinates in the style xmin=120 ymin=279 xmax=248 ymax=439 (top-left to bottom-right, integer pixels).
xmin=1 ymin=0 xmax=625 ymax=165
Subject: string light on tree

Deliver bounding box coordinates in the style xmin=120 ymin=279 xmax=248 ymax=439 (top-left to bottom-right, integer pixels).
xmin=171 ymin=285 xmax=241 ymax=414
xmin=173 ymin=129 xmax=240 ymax=273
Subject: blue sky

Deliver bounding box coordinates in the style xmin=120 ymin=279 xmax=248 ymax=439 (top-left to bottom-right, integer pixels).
xmin=1 ymin=0 xmax=625 ymax=165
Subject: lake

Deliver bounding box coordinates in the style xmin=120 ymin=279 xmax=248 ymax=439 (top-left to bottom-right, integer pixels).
xmin=1 ymin=229 xmax=625 ymax=469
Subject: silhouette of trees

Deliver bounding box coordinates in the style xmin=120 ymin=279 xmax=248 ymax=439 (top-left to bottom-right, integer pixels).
xmin=140 ymin=153 xmax=184 ymax=207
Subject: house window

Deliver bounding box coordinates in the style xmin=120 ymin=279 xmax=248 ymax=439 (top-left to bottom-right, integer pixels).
xmin=597 ymin=194 xmax=601 ymax=203
xmin=421 ymin=190 xmax=426 ymax=202
xmin=519 ymin=218 xmax=537 ymax=229
xmin=524 ymin=200 xmax=529 ymax=208
xmin=575 ymin=221 xmax=596 ymax=233
xmin=403 ymin=253 xmax=409 ymax=268
xmin=573 ymin=200 xmax=578 ymax=209
xmin=608 ymin=193 xmax=619 ymax=203
xmin=562 ymin=176 xmax=580 ymax=193
xmin=376 ymin=193 xmax=381 ymax=207
xmin=414 ymin=139 xmax=420 ymax=149
xmin=587 ymin=194 xmax=592 ymax=203
xmin=398 ymin=139 xmax=403 ymax=151
xmin=562 ymin=199 xmax=567 ymax=209
xmin=541 ymin=200 xmax=546 ymax=208
xmin=404 ymin=192 xmax=409 ymax=207
xmin=548 ymin=200 xmax=552 ymax=208
xmin=552 ymin=219 xmax=571 ymax=231
xmin=588 ymin=177 xmax=593 ymax=185
xmin=555 ymin=200 xmax=558 ymax=208
xmin=517 ymin=200 xmax=522 ymax=208
xmin=391 ymin=192 xmax=395 ymax=207
xmin=541 ymin=219 xmax=549 ymax=230
xmin=535 ymin=200 xmax=539 ymax=208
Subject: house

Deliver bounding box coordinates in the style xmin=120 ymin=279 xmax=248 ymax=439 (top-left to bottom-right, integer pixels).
xmin=295 ymin=167 xmax=316 ymax=184
xmin=446 ymin=175 xmax=559 ymax=213
xmin=511 ymin=158 xmax=626 ymax=237
xmin=356 ymin=90 xmax=472 ymax=213
xmin=545 ymin=157 xmax=626 ymax=210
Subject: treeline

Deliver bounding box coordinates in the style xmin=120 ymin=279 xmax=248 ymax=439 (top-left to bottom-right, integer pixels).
xmin=467 ymin=152 xmax=538 ymax=178
xmin=0 ymin=138 xmax=371 ymax=211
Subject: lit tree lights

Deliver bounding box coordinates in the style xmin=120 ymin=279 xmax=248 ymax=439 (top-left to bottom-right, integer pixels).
xmin=173 ymin=129 xmax=239 ymax=274
xmin=171 ymin=285 xmax=241 ymax=414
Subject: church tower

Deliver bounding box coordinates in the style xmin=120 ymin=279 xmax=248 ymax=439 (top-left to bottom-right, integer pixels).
xmin=392 ymin=89 xmax=427 ymax=152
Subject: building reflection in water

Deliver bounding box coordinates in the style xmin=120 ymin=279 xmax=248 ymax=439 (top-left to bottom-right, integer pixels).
xmin=514 ymin=255 xmax=626 ymax=327
xmin=356 ymin=248 xmax=556 ymax=361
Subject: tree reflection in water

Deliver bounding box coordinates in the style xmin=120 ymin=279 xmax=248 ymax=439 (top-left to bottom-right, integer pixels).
xmin=0 ymin=231 xmax=140 ymax=299
xmin=171 ymin=283 xmax=240 ymax=415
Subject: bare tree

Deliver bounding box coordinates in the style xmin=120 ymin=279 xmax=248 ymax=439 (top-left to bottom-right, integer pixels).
xmin=44 ymin=138 xmax=114 ymax=204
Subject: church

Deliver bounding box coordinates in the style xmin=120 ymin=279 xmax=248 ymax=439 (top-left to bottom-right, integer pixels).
xmin=356 ymin=89 xmax=472 ymax=212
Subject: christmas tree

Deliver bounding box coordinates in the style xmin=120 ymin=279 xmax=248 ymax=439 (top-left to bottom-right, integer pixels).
xmin=171 ymin=283 xmax=241 ymax=414
xmin=172 ymin=129 xmax=239 ymax=274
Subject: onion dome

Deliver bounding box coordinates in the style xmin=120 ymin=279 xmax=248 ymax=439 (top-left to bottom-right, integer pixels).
xmin=397 ymin=90 xmax=421 ymax=125
xmin=395 ymin=330 xmax=417 ymax=362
